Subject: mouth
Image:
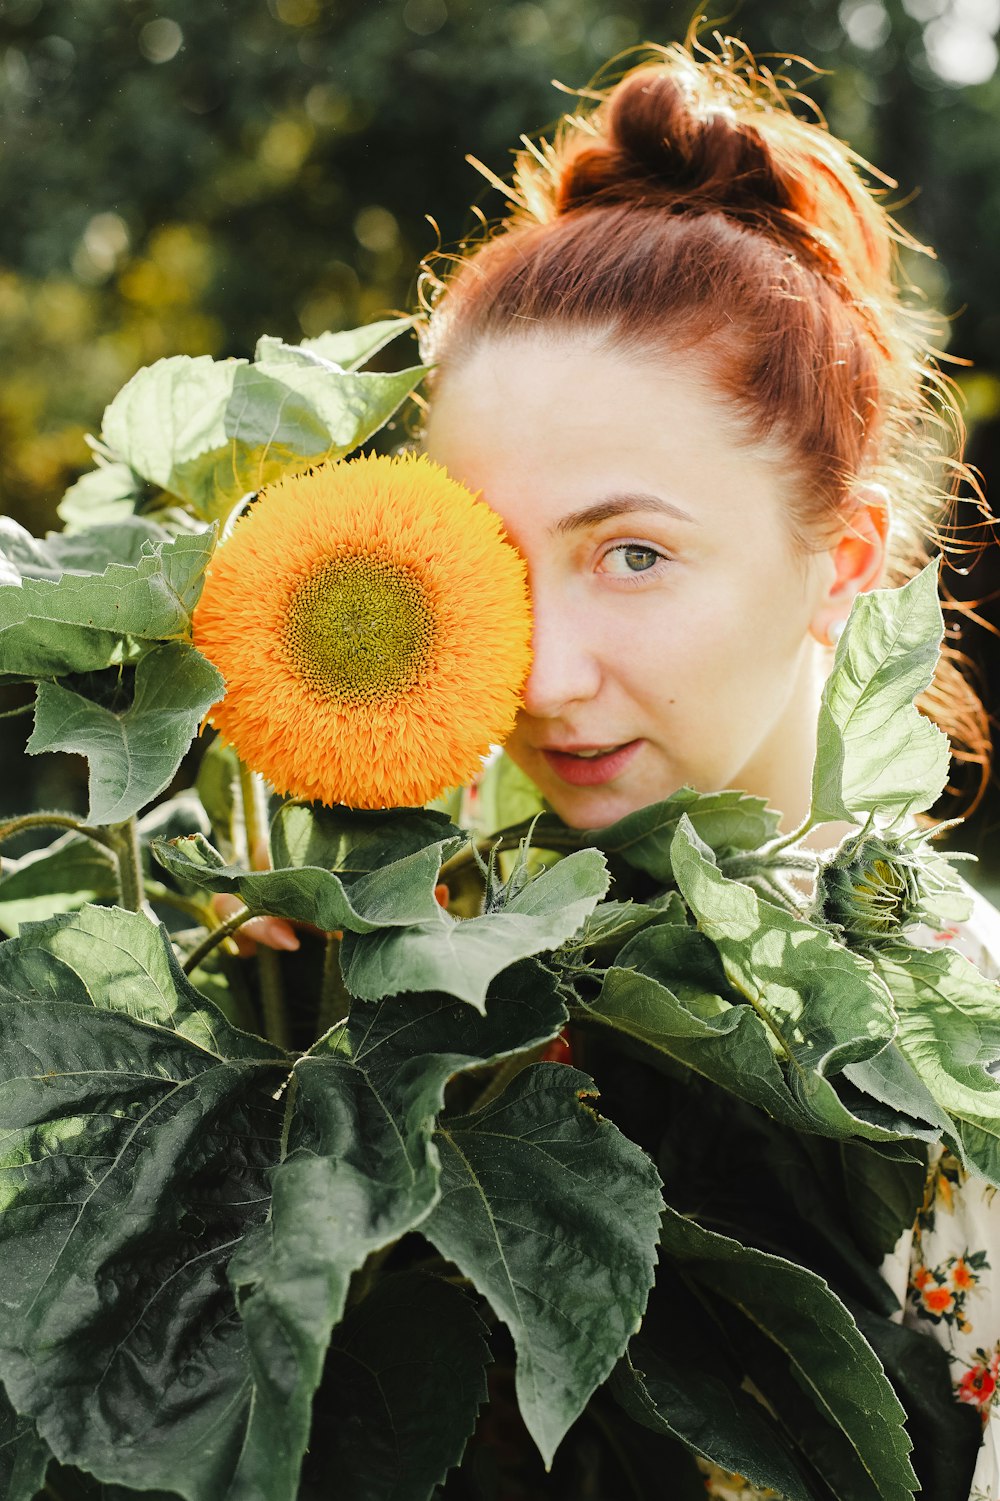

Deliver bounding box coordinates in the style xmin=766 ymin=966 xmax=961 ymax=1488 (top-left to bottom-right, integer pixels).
xmin=540 ymin=739 xmax=642 ymax=787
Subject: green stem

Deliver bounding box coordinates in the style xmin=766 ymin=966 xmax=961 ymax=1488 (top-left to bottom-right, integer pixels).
xmin=0 ymin=701 xmax=33 ymax=720
xmin=238 ymin=761 xmax=271 ymax=869
xmin=236 ymin=762 xmax=291 ymax=1051
xmin=257 ymin=948 xmax=291 ymax=1050
xmin=109 ymin=816 xmax=145 ymax=912
xmin=0 ymin=811 xmax=111 ymax=851
xmin=279 ymin=1071 xmax=299 ymax=1162
xmin=144 ymin=881 xmax=215 ymax=924
xmin=757 ymin=812 xmax=818 ymax=860
xmin=182 ymin=903 xmax=259 ymax=974
xmin=317 ymin=932 xmax=351 ymax=1037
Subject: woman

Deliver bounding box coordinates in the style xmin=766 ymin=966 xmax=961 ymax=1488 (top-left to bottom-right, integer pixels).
xmin=415 ymin=35 xmax=1000 ymax=1499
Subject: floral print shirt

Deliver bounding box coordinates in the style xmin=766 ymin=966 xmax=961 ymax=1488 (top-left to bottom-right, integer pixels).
xmin=701 ymin=883 xmax=1000 ymax=1501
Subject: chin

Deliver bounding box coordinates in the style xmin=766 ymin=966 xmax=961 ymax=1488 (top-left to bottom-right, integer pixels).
xmin=546 ymin=784 xmax=643 ymax=831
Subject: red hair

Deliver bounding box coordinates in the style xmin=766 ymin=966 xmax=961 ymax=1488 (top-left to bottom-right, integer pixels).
xmin=417 ymin=35 xmax=991 ymax=808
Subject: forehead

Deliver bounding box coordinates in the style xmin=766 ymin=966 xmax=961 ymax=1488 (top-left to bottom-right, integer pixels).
xmin=421 ymin=332 xmax=792 ymax=534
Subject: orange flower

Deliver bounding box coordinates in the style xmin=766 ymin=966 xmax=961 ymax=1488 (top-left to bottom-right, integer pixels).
xmin=958 ymin=1363 xmax=997 ymax=1411
xmin=192 ymin=453 xmax=532 ymax=808
xmin=921 ymin=1284 xmax=954 ymax=1316
xmin=912 ymin=1265 xmax=932 ymax=1290
xmin=952 ymin=1258 xmax=976 ymax=1291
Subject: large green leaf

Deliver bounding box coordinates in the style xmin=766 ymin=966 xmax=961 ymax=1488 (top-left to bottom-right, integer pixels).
xmin=0 ymin=530 xmax=216 ymax=678
xmin=610 ymin=1342 xmax=813 ymax=1500
xmin=152 ymin=825 xmax=463 ymax=933
xmin=0 ymin=906 xmax=290 ymax=1500
xmin=811 ymin=564 xmax=950 ymax=825
xmin=0 ymin=1386 xmax=51 ymax=1501
xmin=423 ymin=1063 xmax=663 ymax=1467
xmin=27 ymin=643 xmax=223 ymax=824
xmin=341 ymin=848 xmax=610 ymax=1009
xmin=100 ymin=349 xmax=424 ymax=523
xmin=659 ymin=1204 xmax=917 ymax=1501
xmin=227 ymin=963 xmax=567 ymax=1499
xmin=872 ymin=943 xmax=1000 ymax=1185
xmin=300 ymin=1273 xmax=490 ymax=1501
xmin=669 ymin=818 xmax=907 ymax=1139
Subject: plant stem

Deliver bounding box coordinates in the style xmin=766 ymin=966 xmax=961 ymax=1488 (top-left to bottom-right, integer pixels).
xmin=317 ymin=932 xmax=351 ymax=1037
xmin=256 ymin=948 xmax=291 ymax=1050
xmin=0 ymin=811 xmax=111 ymax=852
xmin=238 ymin=761 xmax=271 ymax=870
xmin=236 ymin=761 xmax=291 ymax=1050
xmin=182 ymin=903 xmax=259 ymax=974
xmin=109 ymin=816 xmax=145 ymax=912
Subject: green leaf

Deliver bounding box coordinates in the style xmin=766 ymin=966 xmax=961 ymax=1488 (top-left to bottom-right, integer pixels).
xmin=659 ymin=1203 xmax=917 ymax=1501
xmin=27 ymin=643 xmax=223 ymax=824
xmin=669 ymin=818 xmax=905 ymax=1139
xmin=57 ymin=459 xmax=147 ymax=531
xmin=341 ymin=848 xmax=610 ymax=1009
xmin=0 ymin=530 xmax=216 ymax=678
xmin=0 ymin=830 xmax=120 ymax=935
xmin=839 ymin=1142 xmax=928 ymax=1264
xmin=848 ymin=1301 xmax=981 ymax=1501
xmin=560 ymin=896 xmax=686 ymax=962
xmin=152 ymin=825 xmax=462 ymax=933
xmin=228 ymin=963 xmax=566 ymax=1498
xmin=610 ymin=1342 xmax=813 ymax=1500
xmin=269 ymin=800 xmax=463 ymax=874
xmin=296 ymin=317 xmax=418 ymax=371
xmin=301 ymin=1273 xmax=490 ymax=1501
xmin=498 ymin=787 xmax=782 ymax=883
xmin=101 ymin=351 xmax=424 ymax=523
xmin=841 ymin=1040 xmax=955 ymax=1139
xmin=0 ymin=1385 xmax=51 ymax=1501
xmin=0 ymin=516 xmax=173 ymax=580
xmin=811 ymin=563 xmax=950 ymax=825
xmin=580 ymin=924 xmax=817 ymax=1130
xmin=0 ymin=795 xmax=212 ymax=937
xmin=423 ymin=1063 xmax=663 ymax=1467
xmin=593 ymin=787 xmax=784 ymax=880
xmin=871 ymin=943 xmax=1000 ymax=1184
xmin=0 ymin=905 xmax=289 ymax=1501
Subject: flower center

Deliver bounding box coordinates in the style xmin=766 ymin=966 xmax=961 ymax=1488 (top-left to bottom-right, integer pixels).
xmin=283 ymin=554 xmax=436 ymax=702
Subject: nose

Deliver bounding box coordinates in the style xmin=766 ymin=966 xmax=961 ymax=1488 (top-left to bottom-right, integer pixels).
xmin=520 ymin=593 xmax=602 ymax=719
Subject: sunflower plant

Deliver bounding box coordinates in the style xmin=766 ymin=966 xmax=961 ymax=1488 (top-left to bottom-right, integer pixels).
xmin=0 ymin=320 xmax=997 ymax=1501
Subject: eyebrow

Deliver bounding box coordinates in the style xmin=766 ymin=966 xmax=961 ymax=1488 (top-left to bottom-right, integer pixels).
xmin=552 ymin=492 xmax=698 ymax=535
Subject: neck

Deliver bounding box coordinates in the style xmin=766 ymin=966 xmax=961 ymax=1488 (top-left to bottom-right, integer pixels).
xmin=737 ymin=641 xmax=852 ymax=851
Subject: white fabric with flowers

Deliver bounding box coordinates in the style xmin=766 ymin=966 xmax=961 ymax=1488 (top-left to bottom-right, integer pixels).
xmin=702 ymin=883 xmax=1000 ymax=1501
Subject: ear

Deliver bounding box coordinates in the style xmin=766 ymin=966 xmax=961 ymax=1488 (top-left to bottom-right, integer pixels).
xmin=809 ymin=484 xmax=890 ymax=648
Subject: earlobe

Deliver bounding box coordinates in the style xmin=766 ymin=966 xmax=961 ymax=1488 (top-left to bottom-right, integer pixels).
xmin=809 ymin=484 xmax=890 ymax=647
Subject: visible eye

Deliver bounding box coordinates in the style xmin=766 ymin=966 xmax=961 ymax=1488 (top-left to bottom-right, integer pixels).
xmin=599 ymin=543 xmax=669 ymax=579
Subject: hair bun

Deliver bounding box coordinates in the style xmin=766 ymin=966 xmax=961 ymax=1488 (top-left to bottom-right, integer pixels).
xmin=554 ymin=58 xmax=888 ymax=296
xmin=557 ymin=68 xmax=788 ymax=218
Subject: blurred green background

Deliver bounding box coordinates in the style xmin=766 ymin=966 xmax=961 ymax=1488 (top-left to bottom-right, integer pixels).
xmin=1 ymin=0 xmax=999 ymax=871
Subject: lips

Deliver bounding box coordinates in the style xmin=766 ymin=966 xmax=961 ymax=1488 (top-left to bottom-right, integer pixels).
xmin=540 ymin=739 xmax=642 ymax=787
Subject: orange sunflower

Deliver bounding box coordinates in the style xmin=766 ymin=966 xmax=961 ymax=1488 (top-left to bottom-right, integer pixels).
xmin=192 ymin=452 xmax=532 ymax=808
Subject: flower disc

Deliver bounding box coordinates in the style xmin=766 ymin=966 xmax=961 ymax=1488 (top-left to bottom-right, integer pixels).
xmin=192 ymin=452 xmax=533 ymax=808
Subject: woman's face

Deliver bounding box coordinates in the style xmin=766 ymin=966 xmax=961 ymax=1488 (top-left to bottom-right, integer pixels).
xmin=421 ymin=333 xmax=839 ymax=830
